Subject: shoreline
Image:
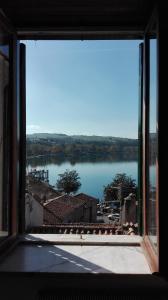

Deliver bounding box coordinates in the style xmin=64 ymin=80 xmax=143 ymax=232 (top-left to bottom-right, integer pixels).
xmin=26 ymin=153 xmax=138 ymax=162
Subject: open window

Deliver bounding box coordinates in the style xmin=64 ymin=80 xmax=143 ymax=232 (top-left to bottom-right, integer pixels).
xmin=0 ymin=14 xmax=21 ymax=245
xmin=22 ymin=40 xmax=141 ymax=235
xmin=141 ymin=13 xmax=159 ymax=272
xmin=0 ymin=6 xmax=161 ymax=276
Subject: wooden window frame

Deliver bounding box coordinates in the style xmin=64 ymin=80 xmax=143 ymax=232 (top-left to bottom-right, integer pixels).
xmin=0 ymin=5 xmax=165 ymax=277
xmin=141 ymin=9 xmax=159 ymax=273
xmin=0 ymin=11 xmax=20 ymax=252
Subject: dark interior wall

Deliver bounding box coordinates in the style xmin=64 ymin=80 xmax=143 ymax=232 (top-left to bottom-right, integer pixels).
xmin=2 ymin=1 xmax=153 ymax=29
xmin=0 ymin=273 xmax=168 ymax=300
xmin=2 ymin=1 xmax=155 ymax=40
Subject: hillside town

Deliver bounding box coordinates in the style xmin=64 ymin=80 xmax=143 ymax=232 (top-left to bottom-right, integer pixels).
xmin=25 ymin=169 xmax=138 ymax=235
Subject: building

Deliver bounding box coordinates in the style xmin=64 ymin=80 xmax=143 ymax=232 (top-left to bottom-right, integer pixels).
xmin=26 ymin=192 xmax=97 ymax=227
xmin=26 ymin=175 xmax=61 ymax=204
xmin=25 ymin=191 xmax=43 ymax=229
xmin=25 ymin=177 xmax=97 ymax=227
xmin=44 ymin=194 xmax=97 ymax=224
xmin=120 ymin=193 xmax=137 ymax=224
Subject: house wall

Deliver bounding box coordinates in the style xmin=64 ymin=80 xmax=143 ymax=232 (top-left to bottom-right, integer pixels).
xmin=25 ymin=193 xmax=43 ymax=229
xmin=91 ymin=200 xmax=97 ymax=222
xmin=83 ymin=200 xmax=97 ymax=223
xmin=64 ymin=200 xmax=97 ymax=223
xmin=121 ymin=195 xmax=137 ymax=224
xmin=64 ymin=206 xmax=84 ymax=223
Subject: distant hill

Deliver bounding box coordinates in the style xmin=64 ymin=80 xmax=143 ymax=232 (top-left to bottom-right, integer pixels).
xmin=27 ymin=133 xmax=67 ymax=140
xmin=26 ymin=133 xmax=138 ymax=160
xmin=27 ymin=133 xmax=138 ymax=145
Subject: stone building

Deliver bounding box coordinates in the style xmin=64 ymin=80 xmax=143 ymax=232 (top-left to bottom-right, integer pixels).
xmin=44 ymin=193 xmax=97 ymax=224
xmin=25 ymin=192 xmax=43 ymax=229
xmin=120 ymin=193 xmax=137 ymax=224
xmin=25 ymin=176 xmax=98 ymax=228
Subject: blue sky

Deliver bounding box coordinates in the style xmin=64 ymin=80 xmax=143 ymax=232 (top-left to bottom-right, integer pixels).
xmin=25 ymin=40 xmax=141 ymax=138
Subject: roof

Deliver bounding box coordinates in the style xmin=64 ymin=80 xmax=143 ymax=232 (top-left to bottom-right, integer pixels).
xmin=2 ymin=1 xmax=156 ymax=39
xmin=26 ymin=177 xmax=97 ymax=224
xmin=27 ymin=175 xmax=61 ymax=204
xmin=43 ymin=195 xmax=87 ymax=223
xmin=75 ymin=193 xmax=98 ymax=203
xmin=51 ymin=194 xmax=87 ymax=207
xmin=44 ymin=206 xmax=62 ymax=224
xmin=44 ymin=201 xmax=75 ymax=221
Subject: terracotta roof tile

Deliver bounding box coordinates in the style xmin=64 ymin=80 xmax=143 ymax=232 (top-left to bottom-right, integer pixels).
xmin=52 ymin=194 xmax=87 ymax=207
xmin=43 ymin=194 xmax=91 ymax=224
xmin=75 ymin=193 xmax=98 ymax=203
xmin=27 ymin=175 xmax=61 ymax=204
xmin=44 ymin=206 xmax=62 ymax=224
xmin=45 ymin=200 xmax=75 ymax=219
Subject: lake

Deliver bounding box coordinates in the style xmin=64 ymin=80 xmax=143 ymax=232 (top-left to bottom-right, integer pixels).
xmin=27 ymin=156 xmax=138 ymax=200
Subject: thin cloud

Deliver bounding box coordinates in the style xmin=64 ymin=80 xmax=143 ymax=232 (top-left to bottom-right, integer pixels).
xmin=27 ymin=124 xmax=54 ymax=134
xmin=27 ymin=124 xmax=41 ymax=133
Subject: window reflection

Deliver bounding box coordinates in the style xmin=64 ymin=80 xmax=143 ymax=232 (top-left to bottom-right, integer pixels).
xmin=148 ymin=35 xmax=158 ymax=252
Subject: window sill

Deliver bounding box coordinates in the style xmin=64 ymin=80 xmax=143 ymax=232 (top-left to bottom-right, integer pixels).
xmin=20 ymin=233 xmax=142 ymax=246
xmin=0 ymin=234 xmax=151 ymax=274
xmin=22 ymin=233 xmax=142 ymax=245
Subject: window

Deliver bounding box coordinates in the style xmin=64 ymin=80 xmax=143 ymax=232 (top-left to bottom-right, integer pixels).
xmin=0 ymin=4 xmax=163 ymax=277
xmin=141 ymin=14 xmax=159 ymax=271
xmin=147 ymin=23 xmax=158 ymax=252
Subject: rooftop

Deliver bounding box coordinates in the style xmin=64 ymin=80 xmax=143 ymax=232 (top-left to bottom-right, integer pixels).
xmin=43 ymin=193 xmax=96 ymax=224
xmin=44 ymin=199 xmax=77 ymax=221
xmin=27 ymin=176 xmax=61 ymax=204
xmin=75 ymin=193 xmax=98 ymax=203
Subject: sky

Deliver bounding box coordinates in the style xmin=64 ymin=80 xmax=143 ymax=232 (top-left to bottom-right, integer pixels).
xmin=25 ymin=40 xmax=141 ymax=138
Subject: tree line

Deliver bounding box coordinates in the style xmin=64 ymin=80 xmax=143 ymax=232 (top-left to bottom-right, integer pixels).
xmin=26 ymin=141 xmax=138 ymax=160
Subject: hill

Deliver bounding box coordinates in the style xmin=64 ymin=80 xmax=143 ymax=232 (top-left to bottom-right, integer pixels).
xmin=27 ymin=133 xmax=138 ymax=145
xmin=26 ymin=133 xmax=138 ymax=160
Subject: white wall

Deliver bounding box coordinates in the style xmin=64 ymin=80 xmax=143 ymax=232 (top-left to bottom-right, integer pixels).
xmin=25 ymin=193 xmax=43 ymax=230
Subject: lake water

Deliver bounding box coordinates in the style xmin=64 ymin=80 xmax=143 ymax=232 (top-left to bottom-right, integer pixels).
xmin=27 ymin=157 xmax=138 ymax=200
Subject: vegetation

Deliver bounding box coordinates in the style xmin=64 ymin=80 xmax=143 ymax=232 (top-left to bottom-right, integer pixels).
xmin=103 ymin=173 xmax=137 ymax=202
xmin=56 ymin=169 xmax=81 ymax=195
xmin=26 ymin=133 xmax=138 ymax=160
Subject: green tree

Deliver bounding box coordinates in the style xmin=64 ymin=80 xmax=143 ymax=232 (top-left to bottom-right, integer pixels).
xmin=56 ymin=169 xmax=81 ymax=195
xmin=103 ymin=173 xmax=136 ymax=202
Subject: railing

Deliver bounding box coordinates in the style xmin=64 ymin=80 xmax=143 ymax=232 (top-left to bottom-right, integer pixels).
xmin=28 ymin=222 xmax=138 ymax=235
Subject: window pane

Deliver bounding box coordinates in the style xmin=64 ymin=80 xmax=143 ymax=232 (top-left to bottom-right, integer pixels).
xmin=0 ymin=26 xmax=9 ymax=238
xmin=148 ymin=35 xmax=157 ymax=251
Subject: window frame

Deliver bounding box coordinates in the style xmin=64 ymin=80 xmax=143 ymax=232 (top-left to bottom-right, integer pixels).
xmin=141 ymin=9 xmax=159 ymax=273
xmin=0 ymin=11 xmax=20 ymax=248
xmin=0 ymin=6 xmax=161 ymax=276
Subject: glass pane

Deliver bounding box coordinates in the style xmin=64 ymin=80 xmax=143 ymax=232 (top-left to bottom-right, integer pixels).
xmin=148 ymin=33 xmax=158 ymax=251
xmin=0 ymin=25 xmax=9 ymax=238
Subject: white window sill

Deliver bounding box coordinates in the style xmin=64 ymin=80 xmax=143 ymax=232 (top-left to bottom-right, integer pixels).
xmin=0 ymin=234 xmax=151 ymax=274
xmin=22 ymin=233 xmax=142 ymax=245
